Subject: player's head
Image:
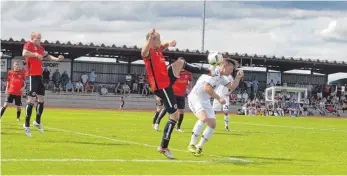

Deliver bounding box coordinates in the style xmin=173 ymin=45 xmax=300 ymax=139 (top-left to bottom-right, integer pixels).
xmin=147 ymin=32 xmax=161 ymax=49
xmin=219 ymin=57 xmax=238 ymax=76
xmin=30 ymin=32 xmax=41 ymax=46
xmin=13 ymin=61 xmax=20 ymax=71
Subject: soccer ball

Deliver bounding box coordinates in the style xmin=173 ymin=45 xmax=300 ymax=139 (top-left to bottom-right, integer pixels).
xmin=207 ymin=51 xmax=223 ymax=66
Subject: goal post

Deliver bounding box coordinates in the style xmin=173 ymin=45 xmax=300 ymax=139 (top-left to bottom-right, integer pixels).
xmin=265 ymin=86 xmax=308 ymax=103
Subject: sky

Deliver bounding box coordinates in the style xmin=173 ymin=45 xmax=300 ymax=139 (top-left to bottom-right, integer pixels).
xmin=1 ymin=1 xmax=347 ymax=82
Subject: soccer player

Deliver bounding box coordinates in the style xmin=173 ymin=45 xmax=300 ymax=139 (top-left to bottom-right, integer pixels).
xmin=0 ymin=61 xmax=25 ymax=121
xmin=187 ymin=57 xmax=244 ymax=156
xmin=154 ymin=69 xmax=192 ymax=132
xmin=152 ymin=96 xmax=164 ymax=130
xmin=212 ymin=75 xmax=233 ymax=132
xmin=141 ymin=28 xmax=209 ymax=159
xmin=22 ymin=32 xmax=64 ymax=137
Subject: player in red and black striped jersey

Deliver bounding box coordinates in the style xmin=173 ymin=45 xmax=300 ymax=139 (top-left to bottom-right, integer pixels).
xmin=22 ymin=32 xmax=64 ymax=137
xmin=0 ymin=61 xmax=25 ymax=121
xmin=153 ymin=70 xmax=192 ymax=132
xmin=141 ymin=28 xmax=209 ymax=159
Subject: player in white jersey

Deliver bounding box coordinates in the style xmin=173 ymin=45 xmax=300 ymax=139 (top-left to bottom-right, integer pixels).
xmin=187 ymin=57 xmax=244 ymax=156
xmin=212 ymin=75 xmax=234 ymax=132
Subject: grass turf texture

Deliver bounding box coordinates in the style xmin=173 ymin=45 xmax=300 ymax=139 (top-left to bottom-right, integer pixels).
xmin=1 ymin=108 xmax=347 ymax=175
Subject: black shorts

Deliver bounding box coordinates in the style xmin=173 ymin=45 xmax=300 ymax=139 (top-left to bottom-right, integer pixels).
xmin=156 ymin=99 xmax=163 ymax=106
xmin=28 ymin=76 xmax=45 ymax=96
xmin=120 ymin=101 xmax=125 ymax=108
xmin=176 ymin=96 xmax=186 ymax=109
xmin=154 ymin=86 xmax=177 ymax=114
xmin=5 ymin=94 xmax=22 ymax=106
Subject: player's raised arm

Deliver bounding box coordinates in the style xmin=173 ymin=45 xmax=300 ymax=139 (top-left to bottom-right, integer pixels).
xmin=141 ymin=28 xmax=156 ymax=58
xmin=161 ymin=40 xmax=176 ymax=50
xmin=22 ymin=48 xmax=41 ymax=59
xmin=226 ymin=70 xmax=244 ymax=92
xmin=204 ymin=83 xmax=226 ymax=104
xmin=44 ymin=52 xmax=64 ymax=61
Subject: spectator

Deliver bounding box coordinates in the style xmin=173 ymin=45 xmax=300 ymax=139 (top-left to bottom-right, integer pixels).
xmin=54 ymin=81 xmax=61 ymax=93
xmin=252 ymin=78 xmax=259 ymax=95
xmin=89 ymin=69 xmax=97 ymax=84
xmin=81 ymin=72 xmax=88 ymax=86
xmin=268 ymin=80 xmax=275 ymax=87
xmin=246 ymin=81 xmax=252 ymax=95
xmin=115 ymin=82 xmax=123 ymax=95
xmin=125 ymin=74 xmax=132 ymax=87
xmin=276 ymin=81 xmax=281 ymax=86
xmin=132 ymin=77 xmax=138 ymax=93
xmin=1 ymin=78 xmax=6 ymax=91
xmin=75 ymin=81 xmax=84 ymax=93
xmin=336 ymin=84 xmax=342 ymax=101
xmin=100 ymin=85 xmax=108 ymax=96
xmin=138 ymin=74 xmax=144 ymax=94
xmin=85 ymin=82 xmax=95 ymax=94
xmin=122 ymin=83 xmax=130 ymax=96
xmin=65 ymin=80 xmax=74 ymax=93
xmin=242 ymin=90 xmax=249 ymax=103
xmin=42 ymin=68 xmax=50 ymax=89
xmin=239 ymin=78 xmax=247 ymax=93
xmin=60 ymin=71 xmax=69 ymax=91
xmin=52 ymin=69 xmax=61 ymax=88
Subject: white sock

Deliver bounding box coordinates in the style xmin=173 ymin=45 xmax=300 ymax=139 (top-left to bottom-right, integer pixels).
xmin=224 ymin=114 xmax=229 ymax=127
xmin=190 ymin=120 xmax=205 ymax=145
xmin=196 ymin=126 xmax=214 ymax=149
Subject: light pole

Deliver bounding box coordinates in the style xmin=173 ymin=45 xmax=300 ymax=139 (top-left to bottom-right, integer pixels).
xmin=202 ymin=0 xmax=206 ymax=52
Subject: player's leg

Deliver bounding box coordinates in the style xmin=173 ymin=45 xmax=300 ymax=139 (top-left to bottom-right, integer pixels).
xmin=1 ymin=94 xmax=13 ymax=118
xmin=33 ymin=79 xmax=45 ymax=133
xmin=222 ymin=102 xmax=230 ymax=132
xmin=176 ymin=96 xmax=186 ymax=132
xmin=171 ymin=57 xmax=209 ymax=78
xmin=195 ymin=107 xmax=216 ymax=156
xmin=15 ymin=95 xmax=22 ymax=121
xmin=155 ymin=87 xmax=178 ymax=159
xmin=152 ymin=98 xmax=162 ymax=128
xmin=155 ymin=108 xmax=167 ymax=131
xmin=188 ymin=99 xmax=206 ymax=152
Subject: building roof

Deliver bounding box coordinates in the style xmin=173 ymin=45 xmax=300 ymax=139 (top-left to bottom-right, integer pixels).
xmin=1 ymin=38 xmax=347 ymax=74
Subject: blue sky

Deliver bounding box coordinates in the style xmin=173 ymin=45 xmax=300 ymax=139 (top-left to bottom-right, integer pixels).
xmin=1 ymin=1 xmax=346 ymax=81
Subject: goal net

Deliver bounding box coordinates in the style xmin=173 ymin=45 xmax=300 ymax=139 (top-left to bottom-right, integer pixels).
xmin=265 ymin=86 xmax=308 ymax=103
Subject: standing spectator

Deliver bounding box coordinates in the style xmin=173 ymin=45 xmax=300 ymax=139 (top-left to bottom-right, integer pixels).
xmin=336 ymin=84 xmax=342 ymax=101
xmin=306 ymin=83 xmax=313 ymax=99
xmin=242 ymin=90 xmax=249 ymax=103
xmin=42 ymin=68 xmax=50 ymax=89
xmin=65 ymin=80 xmax=74 ymax=93
xmin=81 ymin=72 xmax=88 ymax=86
xmin=89 ymin=69 xmax=97 ymax=84
xmin=268 ymin=80 xmax=275 ymax=87
xmin=239 ymin=78 xmax=246 ymax=93
xmin=252 ymin=78 xmax=259 ymax=95
xmin=60 ymin=71 xmax=69 ymax=91
xmin=125 ymin=74 xmax=132 ymax=87
xmin=246 ymin=81 xmax=252 ymax=95
xmin=132 ymin=74 xmax=138 ymax=93
xmin=52 ymin=69 xmax=61 ymax=89
xmin=138 ymin=74 xmax=144 ymax=94
xmin=75 ymin=81 xmax=84 ymax=93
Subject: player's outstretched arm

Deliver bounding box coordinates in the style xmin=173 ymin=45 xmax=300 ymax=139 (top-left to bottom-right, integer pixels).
xmin=161 ymin=40 xmax=176 ymax=50
xmin=227 ymin=70 xmax=244 ymax=92
xmin=204 ymin=83 xmax=225 ymax=104
xmin=22 ymin=49 xmax=41 ymax=59
xmin=46 ymin=53 xmax=64 ymax=61
xmin=141 ymin=28 xmax=156 ymax=58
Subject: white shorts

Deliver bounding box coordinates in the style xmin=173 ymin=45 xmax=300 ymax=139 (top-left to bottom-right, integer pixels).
xmin=212 ymin=97 xmax=230 ymax=113
xmin=188 ymin=98 xmax=216 ymax=119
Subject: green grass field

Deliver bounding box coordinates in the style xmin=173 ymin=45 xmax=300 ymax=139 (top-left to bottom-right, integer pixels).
xmin=1 ymin=108 xmax=347 ymax=175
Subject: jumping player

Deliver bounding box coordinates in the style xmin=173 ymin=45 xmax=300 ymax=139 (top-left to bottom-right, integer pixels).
xmin=0 ymin=61 xmax=25 ymax=121
xmin=154 ymin=69 xmax=192 ymax=132
xmin=119 ymin=96 xmax=125 ymax=110
xmin=212 ymin=75 xmax=233 ymax=132
xmin=187 ymin=57 xmax=243 ymax=156
xmin=141 ymin=28 xmax=209 ymax=159
xmin=22 ymin=32 xmax=64 ymax=137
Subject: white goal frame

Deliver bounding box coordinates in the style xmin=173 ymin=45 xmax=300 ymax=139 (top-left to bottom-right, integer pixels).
xmin=265 ymin=86 xmax=308 ymax=103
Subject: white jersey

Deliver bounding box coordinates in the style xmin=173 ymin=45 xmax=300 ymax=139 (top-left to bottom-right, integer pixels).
xmin=213 ymin=75 xmax=234 ymax=112
xmin=188 ymin=73 xmax=230 ymax=119
xmin=188 ymin=74 xmax=230 ymax=102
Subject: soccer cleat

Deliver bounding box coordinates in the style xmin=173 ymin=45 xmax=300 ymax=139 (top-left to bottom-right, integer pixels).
xmin=157 ymin=146 xmax=175 ymax=159
xmin=154 ymin=124 xmax=159 ymax=131
xmin=225 ymin=126 xmax=230 ymax=132
xmin=187 ymin=144 xmax=196 ymax=153
xmin=194 ymin=147 xmax=203 ymax=156
xmin=23 ymin=124 xmax=32 ymax=138
xmin=176 ymin=128 xmax=184 ymax=132
xmin=33 ymin=121 xmax=44 ymax=134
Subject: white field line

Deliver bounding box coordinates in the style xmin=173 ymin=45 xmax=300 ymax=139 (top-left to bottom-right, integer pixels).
xmin=0 ymin=158 xmax=212 ymax=163
xmin=45 ymin=126 xmax=252 ymax=163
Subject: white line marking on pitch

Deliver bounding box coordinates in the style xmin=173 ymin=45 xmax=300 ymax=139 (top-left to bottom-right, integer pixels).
xmin=45 ymin=127 xmax=252 ymax=163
